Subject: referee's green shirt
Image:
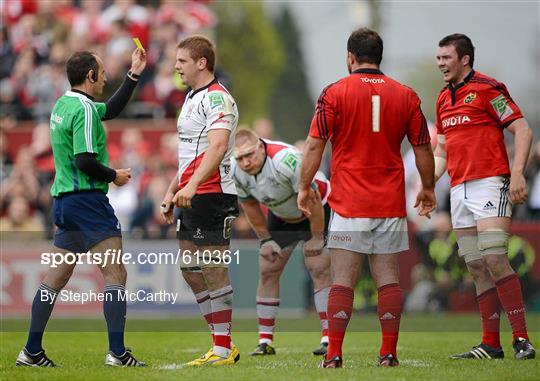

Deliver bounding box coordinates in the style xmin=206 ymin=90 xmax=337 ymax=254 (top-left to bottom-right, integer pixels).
xmin=49 ymin=91 xmax=109 ymax=197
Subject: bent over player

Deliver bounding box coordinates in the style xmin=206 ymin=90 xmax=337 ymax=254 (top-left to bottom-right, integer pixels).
xmin=434 ymin=33 xmax=535 ymax=360
xmin=232 ymin=129 xmax=331 ymax=356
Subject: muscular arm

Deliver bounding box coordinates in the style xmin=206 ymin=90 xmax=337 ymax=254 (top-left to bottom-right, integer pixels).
xmin=307 ymin=190 xmax=324 ymax=239
xmin=413 ymin=142 xmax=435 ymax=190
xmin=239 ymin=198 xmax=272 ymax=240
xmin=433 ymin=135 xmax=447 ymax=182
xmin=298 ymin=137 xmax=326 ymax=216
xmin=165 ymin=171 xmax=179 ymax=199
xmin=298 ymin=137 xmax=326 ymax=191
xmin=187 ymin=128 xmax=230 ymax=190
xmin=413 ymin=142 xmax=437 ymax=217
xmin=507 ymin=118 xmax=533 ymax=203
xmin=507 ymin=118 xmax=533 ymax=176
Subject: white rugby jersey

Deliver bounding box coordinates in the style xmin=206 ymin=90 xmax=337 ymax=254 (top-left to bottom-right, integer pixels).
xmin=232 ymin=139 xmax=330 ymax=220
xmin=177 ymin=79 xmax=238 ymax=194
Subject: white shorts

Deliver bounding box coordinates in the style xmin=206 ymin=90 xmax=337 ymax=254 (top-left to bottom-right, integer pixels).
xmin=451 ymin=176 xmax=512 ymax=229
xmin=326 ymin=212 xmax=408 ymax=254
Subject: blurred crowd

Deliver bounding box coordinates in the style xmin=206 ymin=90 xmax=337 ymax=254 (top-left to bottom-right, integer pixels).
xmin=1 ymin=0 xmax=221 ymax=127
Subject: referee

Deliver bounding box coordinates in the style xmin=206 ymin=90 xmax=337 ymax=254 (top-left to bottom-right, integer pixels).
xmin=16 ymin=49 xmax=146 ymax=367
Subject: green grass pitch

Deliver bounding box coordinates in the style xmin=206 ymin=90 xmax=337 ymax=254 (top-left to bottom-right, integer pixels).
xmin=1 ymin=314 xmax=538 ymax=381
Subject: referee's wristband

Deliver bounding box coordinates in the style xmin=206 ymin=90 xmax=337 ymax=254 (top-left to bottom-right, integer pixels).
xmin=260 ymin=237 xmax=274 ymax=247
xmin=127 ymin=71 xmax=140 ymax=81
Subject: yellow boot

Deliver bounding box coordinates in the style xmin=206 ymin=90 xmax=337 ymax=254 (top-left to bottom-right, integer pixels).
xmin=185 ymin=348 xmax=214 ymax=366
xmin=208 ymin=345 xmax=240 ymax=366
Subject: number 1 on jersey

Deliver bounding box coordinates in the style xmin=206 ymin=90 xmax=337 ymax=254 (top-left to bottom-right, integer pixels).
xmin=372 ymin=95 xmax=380 ymax=132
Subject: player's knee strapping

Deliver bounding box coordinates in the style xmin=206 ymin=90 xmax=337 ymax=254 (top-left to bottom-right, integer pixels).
xmin=457 ymin=235 xmax=482 ymax=263
xmin=180 ymin=266 xmax=202 ymax=273
xmin=477 ymin=229 xmax=509 ymax=256
xmin=200 ymin=251 xmax=229 ymax=269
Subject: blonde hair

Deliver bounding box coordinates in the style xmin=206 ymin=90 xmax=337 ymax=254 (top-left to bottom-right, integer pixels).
xmin=234 ymin=129 xmax=259 ymax=146
xmin=177 ymin=35 xmax=216 ymax=72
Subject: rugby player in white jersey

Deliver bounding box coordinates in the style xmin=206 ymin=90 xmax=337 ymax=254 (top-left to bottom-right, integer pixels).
xmin=232 ymin=129 xmax=332 ymax=356
xmin=161 ymin=35 xmax=239 ymax=366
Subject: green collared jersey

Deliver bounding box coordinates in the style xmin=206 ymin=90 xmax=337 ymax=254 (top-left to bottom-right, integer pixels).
xmin=49 ymin=91 xmax=109 ymax=196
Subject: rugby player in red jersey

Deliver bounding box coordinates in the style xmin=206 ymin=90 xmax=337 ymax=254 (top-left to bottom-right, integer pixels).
xmin=434 ymin=33 xmax=534 ymax=360
xmin=298 ymin=28 xmax=436 ymax=368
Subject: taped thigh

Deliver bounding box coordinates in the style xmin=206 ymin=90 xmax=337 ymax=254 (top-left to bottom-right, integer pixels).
xmin=457 ymin=235 xmax=482 ymax=263
xmin=478 ymin=229 xmax=509 ymax=256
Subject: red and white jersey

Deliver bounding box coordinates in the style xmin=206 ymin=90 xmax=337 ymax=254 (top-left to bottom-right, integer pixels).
xmin=177 ymin=79 xmax=238 ymax=194
xmin=232 ymin=139 xmax=330 ymax=220
xmin=436 ymin=70 xmax=523 ymax=187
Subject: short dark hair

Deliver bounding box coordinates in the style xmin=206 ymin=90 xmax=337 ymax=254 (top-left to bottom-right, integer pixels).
xmin=66 ymin=51 xmax=99 ymax=86
xmin=177 ymin=35 xmax=216 ymax=72
xmin=439 ymin=33 xmax=475 ymax=68
xmin=347 ymin=28 xmax=383 ymax=65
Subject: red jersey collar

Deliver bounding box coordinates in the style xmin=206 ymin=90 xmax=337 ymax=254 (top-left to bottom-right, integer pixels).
xmin=351 ymin=68 xmax=384 ymax=75
xmin=448 ymin=69 xmax=475 ymax=91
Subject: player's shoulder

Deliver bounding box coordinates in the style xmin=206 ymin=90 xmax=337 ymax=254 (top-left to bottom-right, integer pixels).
xmin=317 ymin=79 xmax=342 ymax=99
xmin=264 ymin=139 xmax=297 ymax=160
xmin=64 ymin=92 xmax=95 ymax=111
xmin=190 ymin=80 xmax=232 ymax=102
xmin=469 ymin=71 xmax=507 ymax=91
xmin=268 ymin=142 xmax=301 ymax=174
xmin=207 ymin=81 xmax=233 ymax=98
xmin=204 ymin=81 xmax=235 ymax=110
xmin=436 ymin=84 xmax=450 ymax=104
xmin=60 ymin=92 xmax=83 ymax=107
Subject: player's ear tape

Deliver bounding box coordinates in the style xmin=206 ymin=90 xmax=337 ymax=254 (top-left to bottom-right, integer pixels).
xmin=477 ymin=229 xmax=509 ymax=256
xmin=260 ymin=237 xmax=281 ymax=255
xmin=457 ymin=235 xmax=482 ymax=263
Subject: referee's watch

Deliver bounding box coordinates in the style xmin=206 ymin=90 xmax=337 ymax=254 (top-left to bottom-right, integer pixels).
xmin=127 ymin=71 xmax=140 ymax=81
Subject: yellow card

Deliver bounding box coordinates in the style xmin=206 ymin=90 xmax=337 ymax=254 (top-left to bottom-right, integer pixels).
xmin=132 ymin=37 xmax=145 ymax=52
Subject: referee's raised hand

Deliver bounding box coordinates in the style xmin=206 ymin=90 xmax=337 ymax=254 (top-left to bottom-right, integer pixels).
xmin=130 ymin=48 xmax=147 ymax=75
xmin=113 ymin=168 xmax=132 ymax=186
